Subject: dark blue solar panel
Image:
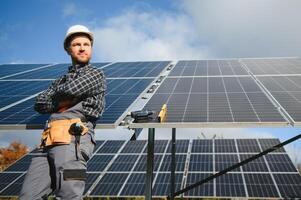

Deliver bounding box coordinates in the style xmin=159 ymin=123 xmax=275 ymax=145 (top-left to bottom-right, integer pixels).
xmin=214 ymin=139 xmax=237 ymax=153
xmin=4 ymin=155 xmax=37 ymax=172
xmin=266 ymin=154 xmax=298 ymax=172
xmin=0 ymin=64 xmax=48 ymax=78
xmin=90 ymin=173 xmax=128 ymax=195
xmin=133 ymin=154 xmax=163 ymax=172
xmin=97 ymin=140 xmax=125 ymax=153
xmin=120 ymin=173 xmax=146 ymax=196
xmin=0 ymin=81 xmax=50 ymax=108
xmin=184 ymin=173 xmax=214 ymax=197
xmin=84 ymin=173 xmax=101 ymax=195
xmin=102 ymin=61 xmax=169 ymax=78
xmin=237 ymin=139 xmax=261 ymax=153
xmin=166 ymin=140 xmax=189 ymax=153
xmin=215 ymin=154 xmax=240 ymax=172
xmin=87 ymin=155 xmax=114 ymax=172
xmin=244 ymin=173 xmax=279 ymax=197
xmin=121 ymin=140 xmax=146 ymax=153
xmin=93 ymin=140 xmax=105 ymax=153
xmin=216 ymin=173 xmax=245 ymax=197
xmin=0 ymin=174 xmax=25 ymax=196
xmin=153 ymin=173 xmax=183 ymax=196
xmin=0 ymin=173 xmax=23 ymax=192
xmin=159 ymin=154 xmax=187 ymax=172
xmin=191 ymin=140 xmax=213 ymax=153
xmin=259 ymin=138 xmax=285 ymax=152
xmin=108 ymin=155 xmax=139 ymax=172
xmin=189 ymin=154 xmax=213 ymax=172
xmin=143 ymin=140 xmax=169 ymax=153
xmin=273 ymin=174 xmax=301 ymax=198
xmin=240 ymin=154 xmax=269 ymax=172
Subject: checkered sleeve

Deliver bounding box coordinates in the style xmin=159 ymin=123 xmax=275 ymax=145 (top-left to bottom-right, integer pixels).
xmin=34 ymin=78 xmax=62 ymax=113
xmin=55 ymin=68 xmax=104 ymax=97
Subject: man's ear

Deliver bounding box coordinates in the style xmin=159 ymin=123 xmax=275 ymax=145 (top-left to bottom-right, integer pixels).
xmin=66 ymin=47 xmax=71 ymax=55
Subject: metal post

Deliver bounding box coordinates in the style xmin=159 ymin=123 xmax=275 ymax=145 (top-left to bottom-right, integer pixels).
xmin=170 ymin=128 xmax=176 ymax=200
xmin=145 ymin=128 xmax=155 ymax=200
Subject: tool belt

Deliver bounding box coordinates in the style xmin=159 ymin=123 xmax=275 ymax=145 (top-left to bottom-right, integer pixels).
xmin=41 ymin=118 xmax=88 ymax=147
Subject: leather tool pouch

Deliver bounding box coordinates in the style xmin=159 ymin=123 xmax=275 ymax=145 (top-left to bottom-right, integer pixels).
xmin=41 ymin=118 xmax=88 ymax=146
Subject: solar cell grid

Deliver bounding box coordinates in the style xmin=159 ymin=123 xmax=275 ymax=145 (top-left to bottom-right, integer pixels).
xmin=258 ymin=138 xmax=285 ymax=152
xmin=184 ymin=173 xmax=214 ymax=197
xmin=0 ymin=64 xmax=48 ymax=78
xmin=0 ymin=173 xmax=23 ymax=192
xmin=87 ymin=155 xmax=114 ymax=172
xmin=4 ymin=155 xmax=38 ymax=172
xmin=258 ymin=76 xmax=301 ymax=123
xmin=166 ymin=139 xmax=189 ymax=153
xmin=159 ymin=154 xmax=187 ymax=172
xmin=153 ymin=173 xmax=183 ymax=196
xmin=216 ymin=173 xmax=245 ymax=197
xmin=121 ymin=140 xmax=146 ymax=153
xmin=90 ymin=173 xmax=128 ymax=195
xmin=133 ymin=154 xmax=163 ymax=172
xmin=237 ymin=139 xmax=261 ymax=153
xmin=97 ymin=140 xmax=125 ymax=153
xmin=189 ymin=154 xmax=213 ymax=172
xmin=266 ymin=154 xmax=298 ymax=172
xmin=273 ymin=174 xmax=301 ymax=198
xmin=244 ymin=173 xmax=279 ymax=197
xmin=215 ymin=154 xmax=240 ymax=172
xmin=143 ymin=140 xmax=169 ymax=153
xmin=242 ymin=58 xmax=301 ymax=75
xmin=191 ymin=140 xmax=212 ymax=153
xmin=214 ymin=139 xmax=237 ymax=153
xmin=120 ymin=173 xmax=146 ymax=196
xmin=108 ymin=155 xmax=139 ymax=172
xmin=239 ymin=154 xmax=268 ymax=172
xmin=84 ymin=173 xmax=101 ymax=195
xmin=143 ymin=75 xmax=286 ymax=123
xmin=0 ymin=174 xmax=25 ymax=196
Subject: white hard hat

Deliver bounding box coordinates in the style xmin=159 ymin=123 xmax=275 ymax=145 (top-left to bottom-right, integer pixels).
xmin=64 ymin=25 xmax=94 ymax=51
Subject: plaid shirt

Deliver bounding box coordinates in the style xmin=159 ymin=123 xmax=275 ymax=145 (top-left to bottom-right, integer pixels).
xmin=34 ymin=64 xmax=106 ymax=121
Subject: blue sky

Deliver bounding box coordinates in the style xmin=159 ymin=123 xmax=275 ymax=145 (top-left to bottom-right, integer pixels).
xmin=0 ymin=0 xmax=301 ymax=164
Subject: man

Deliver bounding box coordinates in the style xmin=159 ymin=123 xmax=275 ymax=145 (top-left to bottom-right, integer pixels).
xmin=20 ymin=25 xmax=106 ymax=200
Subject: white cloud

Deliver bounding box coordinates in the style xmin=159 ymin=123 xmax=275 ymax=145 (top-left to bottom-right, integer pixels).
xmin=62 ymin=3 xmax=77 ymax=18
xmin=181 ymin=0 xmax=301 ymax=58
xmin=92 ymin=9 xmax=209 ymax=61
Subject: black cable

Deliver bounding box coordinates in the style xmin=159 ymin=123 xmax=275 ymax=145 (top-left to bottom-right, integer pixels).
xmin=170 ymin=133 xmax=301 ymax=197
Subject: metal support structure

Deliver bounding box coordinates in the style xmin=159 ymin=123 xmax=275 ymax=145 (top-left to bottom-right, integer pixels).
xmin=145 ymin=128 xmax=155 ymax=200
xmin=170 ymin=133 xmax=301 ymax=197
xmin=170 ymin=128 xmax=176 ymax=200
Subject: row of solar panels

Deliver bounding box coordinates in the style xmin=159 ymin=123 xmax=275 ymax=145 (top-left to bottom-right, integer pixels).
xmin=1 ymin=58 xmax=301 ymax=128
xmin=0 ymin=139 xmax=300 ymax=198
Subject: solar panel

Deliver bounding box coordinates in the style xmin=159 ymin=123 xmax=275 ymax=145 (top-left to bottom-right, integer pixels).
xmin=242 ymin=58 xmax=301 ymax=75
xmin=184 ymin=173 xmax=214 ymax=197
xmin=237 ymin=139 xmax=261 ymax=153
xmin=214 ymin=139 xmax=237 ymax=153
xmin=0 ymin=64 xmax=49 ymax=78
xmin=119 ymin=173 xmax=146 ymax=196
xmin=189 ymin=154 xmax=213 ymax=172
xmin=166 ymin=139 xmax=189 ymax=153
xmin=257 ymin=75 xmax=301 ymax=123
xmin=143 ymin=140 xmax=169 ymax=153
xmin=216 ymin=173 xmax=245 ymax=197
xmin=215 ymin=154 xmax=240 ymax=172
xmin=0 ymin=139 xmax=300 ymax=199
xmin=143 ymin=75 xmax=286 ymax=124
xmin=153 ymin=172 xmax=183 ymax=196
xmin=133 ymin=154 xmax=163 ymax=172
xmin=89 ymin=173 xmax=128 ymax=196
xmin=102 ymin=61 xmax=169 ymax=77
xmin=258 ymin=138 xmax=285 ymax=152
xmin=244 ymin=173 xmax=279 ymax=197
xmin=191 ymin=139 xmax=212 ymax=153
xmin=0 ymin=81 xmax=50 ymax=108
xmin=97 ymin=140 xmax=125 ymax=153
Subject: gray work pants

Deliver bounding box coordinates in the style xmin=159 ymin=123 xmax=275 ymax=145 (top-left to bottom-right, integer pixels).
xmin=19 ymin=132 xmax=95 ymax=200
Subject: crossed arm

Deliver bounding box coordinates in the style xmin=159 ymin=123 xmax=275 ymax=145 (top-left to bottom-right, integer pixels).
xmin=34 ymin=69 xmax=105 ymax=114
